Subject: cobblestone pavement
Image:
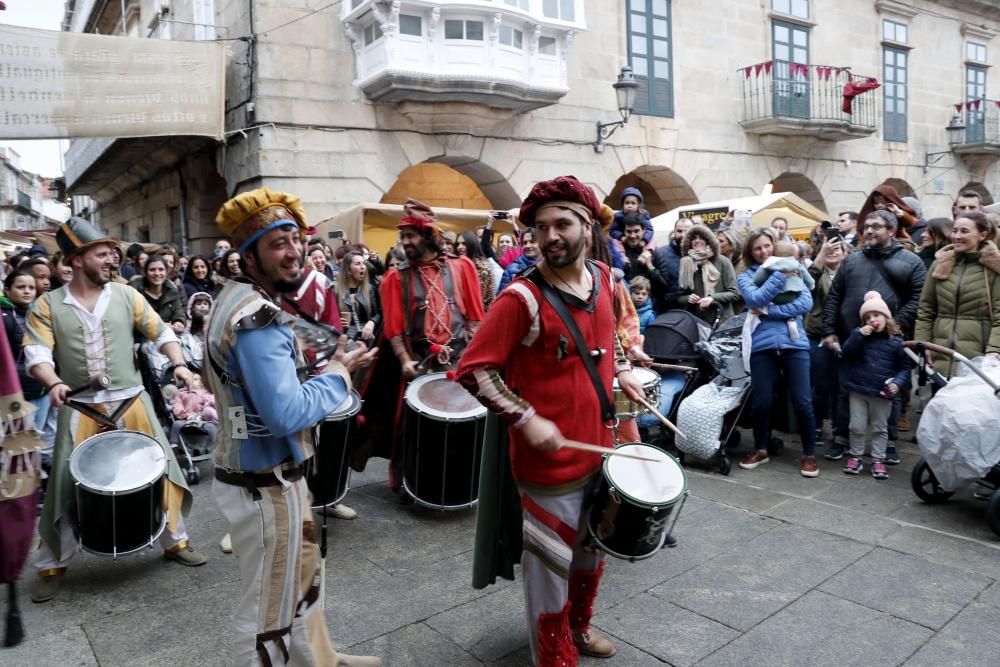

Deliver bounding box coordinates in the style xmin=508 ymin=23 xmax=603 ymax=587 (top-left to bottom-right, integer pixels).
xmin=5 ymin=427 xmax=1000 ymax=666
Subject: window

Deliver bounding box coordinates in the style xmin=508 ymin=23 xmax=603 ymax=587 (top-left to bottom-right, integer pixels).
xmin=502 ymin=0 xmax=529 ymax=10
xmin=772 ymin=0 xmax=808 ymax=19
xmin=538 ymin=36 xmax=557 ymax=55
xmin=499 ymin=25 xmax=523 ymax=49
xmin=883 ymin=47 xmax=907 ymax=142
xmin=627 ymin=0 xmax=673 ymax=117
xmin=966 ymin=64 xmax=987 ymax=143
xmin=882 ymin=19 xmax=907 ymax=44
xmin=399 ymin=14 xmax=422 ymax=36
xmin=363 ymin=22 xmax=383 ymax=45
xmin=772 ymin=20 xmax=810 ymax=119
xmin=542 ymin=0 xmax=575 ymax=22
xmin=445 ymin=19 xmax=484 ymax=41
xmin=967 ymin=41 xmax=987 ymax=62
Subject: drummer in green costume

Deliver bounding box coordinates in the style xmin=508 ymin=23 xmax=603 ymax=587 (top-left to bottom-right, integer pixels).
xmin=23 ymin=217 xmax=207 ymax=604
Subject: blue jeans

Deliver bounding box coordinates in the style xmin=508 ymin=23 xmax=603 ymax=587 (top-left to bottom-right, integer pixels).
xmin=749 ymin=348 xmax=816 ymax=455
xmin=808 ymin=336 xmax=839 ymax=429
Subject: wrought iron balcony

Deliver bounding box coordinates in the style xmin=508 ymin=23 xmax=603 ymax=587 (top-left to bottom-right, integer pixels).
xmin=952 ymin=99 xmax=1000 ymax=156
xmin=738 ymin=61 xmax=878 ymax=141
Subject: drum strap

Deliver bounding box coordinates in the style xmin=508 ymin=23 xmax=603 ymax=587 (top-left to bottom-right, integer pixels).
xmin=532 ymin=270 xmax=616 ymax=424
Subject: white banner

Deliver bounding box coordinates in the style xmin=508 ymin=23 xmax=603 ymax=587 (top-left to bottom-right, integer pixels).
xmin=0 ymin=25 xmax=225 ymax=140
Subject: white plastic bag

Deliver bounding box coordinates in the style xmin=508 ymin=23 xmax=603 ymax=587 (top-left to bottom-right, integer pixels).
xmin=916 ymin=356 xmax=1000 ymax=491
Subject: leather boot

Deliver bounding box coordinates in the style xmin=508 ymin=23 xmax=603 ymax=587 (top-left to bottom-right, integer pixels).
xmin=568 ymin=563 xmax=615 ymax=658
xmin=536 ymin=601 xmax=577 ymax=667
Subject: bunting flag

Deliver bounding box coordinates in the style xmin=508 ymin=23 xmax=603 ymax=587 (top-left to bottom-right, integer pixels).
xmin=754 ymin=62 xmax=764 ymax=76
xmin=744 ymin=66 xmax=752 ymax=79
xmin=956 ymin=103 xmax=964 ymax=113
xmin=995 ymin=101 xmax=1000 ymax=109
xmin=764 ymin=61 xmax=773 ymax=74
xmin=966 ymin=100 xmax=982 ymax=111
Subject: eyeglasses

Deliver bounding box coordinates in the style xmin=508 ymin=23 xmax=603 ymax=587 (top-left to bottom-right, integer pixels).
xmin=863 ymin=223 xmax=886 ymax=230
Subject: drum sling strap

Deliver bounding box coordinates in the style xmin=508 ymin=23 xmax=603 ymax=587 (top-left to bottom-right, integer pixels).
xmin=530 ymin=268 xmax=616 ymax=424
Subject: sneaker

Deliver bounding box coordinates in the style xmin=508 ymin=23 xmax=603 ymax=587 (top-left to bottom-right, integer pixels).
xmin=897 ymin=415 xmax=911 ymax=431
xmin=825 ymin=443 xmax=847 ymax=461
xmin=843 ymin=457 xmax=863 ymax=475
xmin=164 ymin=544 xmax=208 ymax=567
xmin=220 ymin=533 xmax=232 ymax=554
xmin=663 ymin=533 xmax=678 ymax=548
xmin=31 ymin=569 xmax=66 ymax=603
xmin=800 ymin=455 xmax=819 ymax=478
xmin=872 ymin=459 xmax=889 ymax=480
xmin=885 ymin=446 xmax=901 ymax=465
xmin=323 ymin=503 xmax=358 ymax=520
xmin=739 ymin=450 xmax=770 ymax=470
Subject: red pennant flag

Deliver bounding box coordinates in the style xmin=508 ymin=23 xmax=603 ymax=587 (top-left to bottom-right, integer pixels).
xmin=956 ymin=103 xmax=964 ymax=113
xmin=975 ymin=99 xmax=982 ymax=110
xmin=967 ymin=101 xmax=975 ymax=111
xmin=744 ymin=66 xmax=752 ymax=79
xmin=765 ymin=61 xmax=773 ymax=74
xmin=995 ymin=101 xmax=1000 ymax=109
xmin=754 ymin=62 xmax=764 ymax=76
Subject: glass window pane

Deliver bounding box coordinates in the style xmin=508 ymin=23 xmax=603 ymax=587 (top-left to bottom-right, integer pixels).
xmin=897 ymin=99 xmax=906 ymax=113
xmin=631 ymin=12 xmax=647 ymax=32
xmin=775 ymin=44 xmax=790 ymax=61
xmin=791 ymin=0 xmax=808 ymax=18
xmin=793 ymin=46 xmax=807 ymax=63
xmin=654 ymin=59 xmax=670 ymax=80
xmin=882 ymin=20 xmax=893 ymax=40
xmin=632 ymin=56 xmax=648 ymax=77
xmin=539 ymin=36 xmax=556 ymax=55
xmin=514 ymin=29 xmax=523 ymax=49
xmin=653 ymin=0 xmax=668 ymax=16
xmin=884 ymin=49 xmax=894 ymax=64
xmin=445 ymin=20 xmax=463 ymax=39
xmin=399 ymin=14 xmax=421 ymax=36
xmin=466 ymin=21 xmax=483 ymax=40
xmin=653 ymin=38 xmax=668 ymax=58
xmin=543 ymin=0 xmax=557 ymax=18
xmin=793 ymin=29 xmax=806 ymax=47
xmin=897 ymin=24 xmax=907 ymax=43
xmin=774 ymin=25 xmax=788 ymax=43
xmin=884 ymin=83 xmax=895 ymax=98
xmin=632 ymin=35 xmax=647 ymax=55
xmin=773 ymin=0 xmax=790 ymax=14
xmin=897 ymin=67 xmax=905 ymax=83
xmin=499 ymin=25 xmax=511 ymax=44
xmin=560 ymin=0 xmax=574 ymax=21
xmin=653 ymin=18 xmax=668 ymax=38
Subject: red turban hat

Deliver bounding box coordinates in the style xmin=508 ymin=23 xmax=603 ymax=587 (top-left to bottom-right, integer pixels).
xmin=519 ymin=175 xmax=603 ymax=227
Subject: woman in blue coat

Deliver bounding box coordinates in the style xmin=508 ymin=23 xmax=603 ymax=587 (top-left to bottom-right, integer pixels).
xmin=737 ymin=229 xmax=819 ymax=477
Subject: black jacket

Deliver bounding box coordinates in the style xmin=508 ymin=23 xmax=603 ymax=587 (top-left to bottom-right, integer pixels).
xmin=1 ymin=301 xmax=46 ymax=400
xmin=650 ymin=240 xmax=682 ymax=312
xmin=821 ymin=241 xmax=927 ymax=339
xmin=841 ymin=328 xmax=910 ymax=396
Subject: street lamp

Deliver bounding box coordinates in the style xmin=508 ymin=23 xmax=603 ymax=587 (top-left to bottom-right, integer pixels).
xmin=924 ymin=114 xmax=967 ymax=172
xmin=594 ymin=66 xmax=640 ymax=153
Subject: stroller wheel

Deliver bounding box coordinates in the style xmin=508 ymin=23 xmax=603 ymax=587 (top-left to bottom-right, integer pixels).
xmin=987 ymin=490 xmax=1000 ymax=539
xmin=187 ymin=468 xmax=200 ymax=485
xmin=718 ymin=451 xmax=732 ymax=476
xmin=911 ymin=458 xmax=953 ymax=504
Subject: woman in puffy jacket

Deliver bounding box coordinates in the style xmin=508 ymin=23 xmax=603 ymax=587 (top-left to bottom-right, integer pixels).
xmin=129 ymin=254 xmax=186 ymax=332
xmin=915 ymin=212 xmax=1000 ymax=378
xmin=737 ymin=228 xmax=819 ymax=478
xmin=675 ymin=224 xmax=739 ymax=324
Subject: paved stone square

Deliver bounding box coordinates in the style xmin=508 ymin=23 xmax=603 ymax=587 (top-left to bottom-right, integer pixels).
xmin=4 ymin=433 xmax=1000 ymax=666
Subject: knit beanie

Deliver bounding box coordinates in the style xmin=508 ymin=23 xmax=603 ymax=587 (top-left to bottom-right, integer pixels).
xmin=859 ymin=290 xmax=892 ymax=320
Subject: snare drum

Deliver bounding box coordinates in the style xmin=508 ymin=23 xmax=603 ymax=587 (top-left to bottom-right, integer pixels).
xmin=587 ymin=442 xmax=686 ymax=561
xmin=69 ymin=430 xmax=168 ymax=558
xmin=612 ymin=367 xmax=661 ymax=418
xmin=402 ymin=372 xmax=487 ymax=510
xmin=308 ymin=390 xmax=361 ymax=508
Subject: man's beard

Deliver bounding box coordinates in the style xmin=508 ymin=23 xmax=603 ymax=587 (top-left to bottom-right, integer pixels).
xmin=402 ymin=240 xmax=427 ymax=260
xmin=83 ymin=263 xmax=110 ymax=286
xmin=543 ymin=231 xmax=585 ymax=269
xmin=275 ymin=275 xmax=305 ymax=293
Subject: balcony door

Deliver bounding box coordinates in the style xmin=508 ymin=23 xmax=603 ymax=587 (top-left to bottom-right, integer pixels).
xmin=966 ymin=65 xmax=987 ymax=144
xmin=772 ymin=20 xmax=809 ymax=119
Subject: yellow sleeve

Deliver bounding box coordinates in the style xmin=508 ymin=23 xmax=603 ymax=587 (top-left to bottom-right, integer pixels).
xmin=23 ymin=292 xmax=55 ymax=350
xmin=128 ymin=285 xmax=169 ymax=342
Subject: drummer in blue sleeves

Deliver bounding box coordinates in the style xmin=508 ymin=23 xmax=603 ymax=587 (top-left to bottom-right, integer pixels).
xmin=23 ymin=218 xmax=206 ymax=604
xmin=206 ymin=187 xmax=381 ymax=667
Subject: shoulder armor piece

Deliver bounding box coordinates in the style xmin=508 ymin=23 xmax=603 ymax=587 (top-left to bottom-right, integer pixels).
xmin=231 ymin=298 xmax=281 ymax=331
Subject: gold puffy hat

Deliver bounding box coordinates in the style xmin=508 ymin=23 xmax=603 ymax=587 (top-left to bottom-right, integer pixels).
xmin=215 ymin=187 xmax=308 ymax=252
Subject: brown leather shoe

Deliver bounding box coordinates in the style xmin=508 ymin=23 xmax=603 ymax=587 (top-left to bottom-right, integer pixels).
xmin=738 ymin=449 xmax=769 ymax=470
xmin=800 ymin=455 xmax=819 ymax=478
xmin=572 ymin=629 xmax=616 ymax=658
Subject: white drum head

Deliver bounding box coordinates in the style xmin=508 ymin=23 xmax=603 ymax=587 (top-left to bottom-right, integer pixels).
xmin=631 ymin=367 xmax=660 ymax=387
xmin=605 ymin=443 xmax=685 ymax=506
xmin=326 ymin=390 xmax=362 ymax=421
xmin=405 ymin=372 xmax=486 ymax=421
xmin=70 ymin=430 xmax=167 ymax=494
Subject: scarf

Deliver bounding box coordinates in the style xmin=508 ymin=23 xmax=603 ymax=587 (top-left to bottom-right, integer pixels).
xmin=678 ymin=247 xmax=720 ymax=296
xmin=932 ymin=241 xmax=1000 ymax=280
xmin=474 ymin=258 xmax=496 ymax=309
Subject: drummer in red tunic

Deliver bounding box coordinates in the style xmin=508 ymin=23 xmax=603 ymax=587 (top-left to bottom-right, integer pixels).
xmin=457 ymin=176 xmax=645 ymax=667
xmin=378 ymin=199 xmax=485 ymax=497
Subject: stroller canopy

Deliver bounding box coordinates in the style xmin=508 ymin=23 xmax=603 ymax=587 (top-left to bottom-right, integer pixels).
xmin=643 ymin=310 xmax=711 ymax=362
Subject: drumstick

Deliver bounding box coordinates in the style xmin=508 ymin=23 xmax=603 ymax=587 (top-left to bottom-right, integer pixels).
xmin=649 ymin=362 xmax=698 ymax=373
xmin=564 ymin=440 xmax=659 ymax=462
xmin=636 ymin=397 xmax=687 ymax=440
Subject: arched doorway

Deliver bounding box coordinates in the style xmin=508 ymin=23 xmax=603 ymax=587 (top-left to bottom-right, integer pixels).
xmin=604 ymin=165 xmax=698 ymax=217
xmin=381 ymin=162 xmax=495 ymax=210
xmin=959 ymin=181 xmax=994 ymax=205
xmin=770 ymin=172 xmax=828 ymax=213
xmin=880 ymin=178 xmax=915 ymax=198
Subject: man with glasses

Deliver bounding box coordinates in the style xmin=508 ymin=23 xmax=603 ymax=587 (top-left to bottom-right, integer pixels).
xmin=820 ymin=209 xmax=926 ymax=462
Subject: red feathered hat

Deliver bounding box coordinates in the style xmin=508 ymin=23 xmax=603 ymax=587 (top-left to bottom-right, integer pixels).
xmin=397 ymin=198 xmax=439 ymax=235
xmin=519 ymin=175 xmax=602 ymax=228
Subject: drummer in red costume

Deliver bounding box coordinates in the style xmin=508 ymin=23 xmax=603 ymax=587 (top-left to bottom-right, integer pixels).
xmin=378 ymin=199 xmax=484 ymax=496
xmin=457 ymin=175 xmax=646 ymax=666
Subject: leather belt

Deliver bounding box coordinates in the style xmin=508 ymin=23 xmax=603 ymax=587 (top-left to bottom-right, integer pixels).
xmin=215 ymin=466 xmax=305 ymax=500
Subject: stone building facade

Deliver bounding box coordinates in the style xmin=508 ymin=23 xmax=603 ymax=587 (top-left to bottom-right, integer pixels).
xmin=64 ymin=0 xmax=1000 ymax=250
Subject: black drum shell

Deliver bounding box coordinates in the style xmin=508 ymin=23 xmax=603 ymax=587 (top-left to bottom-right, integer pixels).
xmin=587 ymin=478 xmax=674 ymax=561
xmin=402 ymin=409 xmax=485 ymax=509
xmin=75 ymin=476 xmax=166 ymax=556
xmin=307 ymin=416 xmax=354 ymax=508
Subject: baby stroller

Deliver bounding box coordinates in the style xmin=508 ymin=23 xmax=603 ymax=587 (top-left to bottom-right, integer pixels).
xmin=638 ymin=310 xmax=713 ymax=449
xmin=671 ymin=312 xmax=753 ymax=476
xmin=906 ymin=342 xmax=1000 ymax=538
xmin=138 ymin=335 xmax=215 ymax=484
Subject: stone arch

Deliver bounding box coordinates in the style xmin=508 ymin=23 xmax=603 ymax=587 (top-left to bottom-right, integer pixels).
xmin=604 ymin=165 xmax=698 ymax=217
xmin=959 ymin=181 xmax=994 ymax=205
xmin=428 ymin=155 xmax=522 ymax=210
xmin=880 ymin=177 xmax=915 ymax=198
xmin=381 ymin=162 xmax=494 ymax=210
xmin=770 ymin=172 xmax=827 ymax=212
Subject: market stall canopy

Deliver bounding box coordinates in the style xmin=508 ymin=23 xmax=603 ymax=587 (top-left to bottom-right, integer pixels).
xmin=314 ymin=203 xmax=522 ymax=255
xmin=650 ymin=192 xmax=829 ymax=244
